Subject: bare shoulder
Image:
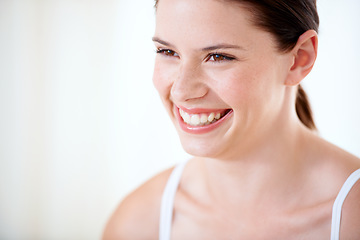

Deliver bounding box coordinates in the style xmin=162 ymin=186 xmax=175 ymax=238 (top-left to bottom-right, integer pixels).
xmin=102 ymin=166 xmax=175 ymax=240
xmin=304 ymin=134 xmax=360 ymax=238
xmin=305 ymin=132 xmax=360 ymax=194
xmin=339 ymin=168 xmax=360 ymax=239
xmin=316 ymin=136 xmax=360 ymax=238
xmin=310 ymin=133 xmax=360 ymax=179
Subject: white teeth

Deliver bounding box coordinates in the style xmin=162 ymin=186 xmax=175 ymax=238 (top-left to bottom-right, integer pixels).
xmin=179 ymin=109 xmax=227 ymax=126
xmin=179 ymin=108 xmax=190 ymax=122
xmin=190 ymin=114 xmax=200 ymax=126
xmin=208 ymin=112 xmax=215 ymax=122
xmin=215 ymin=113 xmax=221 ymax=120
xmin=200 ymin=114 xmax=208 ymax=124
xmin=183 ymin=112 xmax=190 ymax=123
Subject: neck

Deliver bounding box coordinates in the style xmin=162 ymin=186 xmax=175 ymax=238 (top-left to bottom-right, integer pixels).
xmin=197 ymin=120 xmax=314 ymax=211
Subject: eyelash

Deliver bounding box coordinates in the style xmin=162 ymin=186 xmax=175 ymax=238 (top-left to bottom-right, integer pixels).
xmin=156 ymin=48 xmax=236 ymax=63
xmin=206 ymin=53 xmax=236 ymax=62
xmin=156 ymin=48 xmax=179 ymax=57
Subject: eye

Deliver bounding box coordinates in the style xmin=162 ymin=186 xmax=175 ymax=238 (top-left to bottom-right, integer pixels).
xmin=206 ymin=53 xmax=235 ymax=62
xmin=156 ymin=49 xmax=179 ymax=58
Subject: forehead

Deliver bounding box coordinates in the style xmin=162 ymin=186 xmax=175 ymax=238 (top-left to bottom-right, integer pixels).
xmin=154 ymin=0 xmax=260 ymax=49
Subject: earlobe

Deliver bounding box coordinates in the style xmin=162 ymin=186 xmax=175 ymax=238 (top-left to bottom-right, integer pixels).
xmin=285 ymin=30 xmax=318 ymax=86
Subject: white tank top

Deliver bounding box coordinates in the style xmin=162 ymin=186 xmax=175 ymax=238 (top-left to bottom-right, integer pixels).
xmin=159 ymin=161 xmax=360 ymax=240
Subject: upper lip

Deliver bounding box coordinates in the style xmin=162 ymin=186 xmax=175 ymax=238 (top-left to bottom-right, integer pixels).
xmin=177 ymin=105 xmax=231 ymax=114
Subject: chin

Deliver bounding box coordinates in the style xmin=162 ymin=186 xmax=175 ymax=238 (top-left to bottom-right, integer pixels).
xmin=176 ymin=130 xmax=228 ymax=159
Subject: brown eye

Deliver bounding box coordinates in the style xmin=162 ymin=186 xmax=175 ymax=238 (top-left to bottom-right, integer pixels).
xmin=211 ymin=54 xmax=225 ymax=61
xmin=156 ymin=49 xmax=179 ymax=57
xmin=207 ymin=53 xmax=235 ymax=62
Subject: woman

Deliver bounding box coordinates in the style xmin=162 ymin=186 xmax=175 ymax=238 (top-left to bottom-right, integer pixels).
xmin=103 ymin=0 xmax=360 ymax=239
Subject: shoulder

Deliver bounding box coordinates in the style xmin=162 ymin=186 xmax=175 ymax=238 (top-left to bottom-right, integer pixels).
xmin=309 ymin=134 xmax=360 ymax=238
xmin=102 ymin=166 xmax=175 ymax=240
xmin=339 ymin=168 xmax=360 ymax=239
xmin=308 ymin=132 xmax=360 ymax=182
xmin=305 ymin=134 xmax=360 ymax=238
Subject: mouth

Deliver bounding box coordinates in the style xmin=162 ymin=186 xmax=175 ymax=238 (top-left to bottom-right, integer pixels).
xmin=176 ymin=106 xmax=233 ymax=134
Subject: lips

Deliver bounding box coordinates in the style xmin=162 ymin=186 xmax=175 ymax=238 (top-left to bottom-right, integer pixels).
xmin=176 ymin=106 xmax=233 ymax=134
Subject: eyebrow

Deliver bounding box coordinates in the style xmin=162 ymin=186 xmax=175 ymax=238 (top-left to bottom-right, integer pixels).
xmin=152 ymin=37 xmax=246 ymax=52
xmin=152 ymin=37 xmax=175 ymax=48
xmin=201 ymin=44 xmax=245 ymax=51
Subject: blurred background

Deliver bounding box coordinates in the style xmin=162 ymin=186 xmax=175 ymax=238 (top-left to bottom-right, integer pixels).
xmin=0 ymin=0 xmax=359 ymax=239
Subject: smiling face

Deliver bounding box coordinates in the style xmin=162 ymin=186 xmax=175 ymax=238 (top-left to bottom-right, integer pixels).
xmin=153 ymin=0 xmax=296 ymax=159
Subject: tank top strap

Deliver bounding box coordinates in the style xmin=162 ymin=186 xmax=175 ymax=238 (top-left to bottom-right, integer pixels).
xmin=331 ymin=168 xmax=360 ymax=240
xmin=159 ymin=160 xmax=188 ymax=240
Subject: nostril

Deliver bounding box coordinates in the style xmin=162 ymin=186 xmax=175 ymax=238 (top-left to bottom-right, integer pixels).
xmin=170 ymin=80 xmax=208 ymax=102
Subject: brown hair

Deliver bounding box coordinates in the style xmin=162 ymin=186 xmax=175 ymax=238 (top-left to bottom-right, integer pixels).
xmin=154 ymin=0 xmax=318 ymax=130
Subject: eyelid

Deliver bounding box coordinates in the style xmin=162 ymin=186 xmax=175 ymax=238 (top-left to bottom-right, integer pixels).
xmin=155 ymin=47 xmax=236 ymax=62
xmin=156 ymin=48 xmax=180 ymax=58
xmin=205 ymin=52 xmax=236 ymax=62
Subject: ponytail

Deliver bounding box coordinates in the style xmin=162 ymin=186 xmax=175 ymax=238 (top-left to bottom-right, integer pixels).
xmin=295 ymin=84 xmax=316 ymax=130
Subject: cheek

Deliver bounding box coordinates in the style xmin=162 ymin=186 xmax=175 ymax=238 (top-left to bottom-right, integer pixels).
xmin=210 ymin=67 xmax=258 ymax=107
xmin=152 ymin=61 xmax=172 ymax=97
xmin=152 ymin=61 xmax=178 ymax=117
xmin=211 ymin=64 xmax=279 ymax=110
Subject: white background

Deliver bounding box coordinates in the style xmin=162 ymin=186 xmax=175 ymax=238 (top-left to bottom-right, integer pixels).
xmin=0 ymin=0 xmax=359 ymax=239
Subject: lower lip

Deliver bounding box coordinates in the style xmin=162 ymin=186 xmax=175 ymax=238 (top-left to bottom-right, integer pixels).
xmin=176 ymin=107 xmax=233 ymax=134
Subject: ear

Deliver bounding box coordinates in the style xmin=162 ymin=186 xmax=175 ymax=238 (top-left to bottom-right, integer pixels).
xmin=285 ymin=30 xmax=318 ymax=86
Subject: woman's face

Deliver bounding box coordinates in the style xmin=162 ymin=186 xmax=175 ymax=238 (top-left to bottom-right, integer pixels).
xmin=153 ymin=0 xmax=294 ymax=159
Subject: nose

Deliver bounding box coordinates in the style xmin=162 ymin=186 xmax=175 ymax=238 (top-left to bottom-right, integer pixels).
xmin=170 ymin=62 xmax=208 ymax=103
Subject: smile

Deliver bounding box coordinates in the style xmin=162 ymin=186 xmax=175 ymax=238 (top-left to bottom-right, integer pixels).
xmin=176 ymin=106 xmax=233 ymax=134
xmin=179 ymin=108 xmax=230 ymax=126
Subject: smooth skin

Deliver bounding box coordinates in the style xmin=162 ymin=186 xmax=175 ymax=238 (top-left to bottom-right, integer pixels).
xmin=103 ymin=0 xmax=360 ymax=239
